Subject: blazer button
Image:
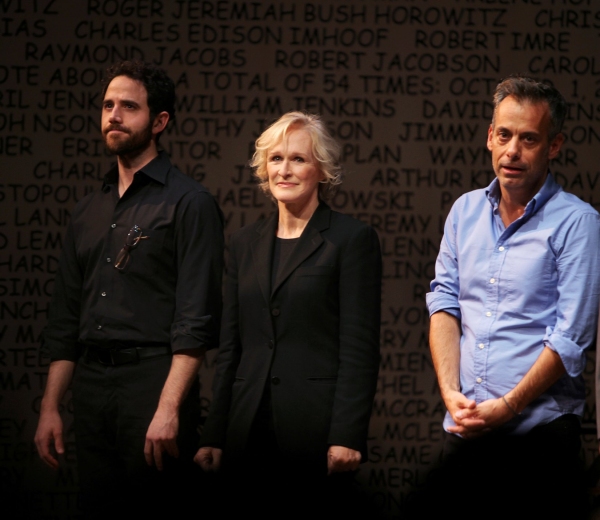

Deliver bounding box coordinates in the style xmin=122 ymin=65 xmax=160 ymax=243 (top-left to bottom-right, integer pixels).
xmin=271 ymin=376 xmax=280 ymax=385
xmin=271 ymin=308 xmax=280 ymax=316
xmin=267 ymin=340 xmax=274 ymax=349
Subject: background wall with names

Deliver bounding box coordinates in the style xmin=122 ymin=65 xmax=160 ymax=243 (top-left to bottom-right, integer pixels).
xmin=1 ymin=0 xmax=600 ymax=517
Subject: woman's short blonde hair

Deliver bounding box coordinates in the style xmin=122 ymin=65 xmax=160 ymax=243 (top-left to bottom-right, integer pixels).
xmin=250 ymin=111 xmax=343 ymax=201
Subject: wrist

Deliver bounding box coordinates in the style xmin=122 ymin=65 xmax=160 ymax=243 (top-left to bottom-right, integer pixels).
xmin=40 ymin=397 xmax=61 ymax=414
xmin=501 ymin=394 xmax=520 ymax=417
xmin=440 ymin=386 xmax=460 ymax=404
xmin=155 ymin=399 xmax=180 ymax=417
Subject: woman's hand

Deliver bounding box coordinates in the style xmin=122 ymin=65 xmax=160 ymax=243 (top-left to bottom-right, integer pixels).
xmin=327 ymin=445 xmax=361 ymax=475
xmin=193 ymin=446 xmax=223 ymax=472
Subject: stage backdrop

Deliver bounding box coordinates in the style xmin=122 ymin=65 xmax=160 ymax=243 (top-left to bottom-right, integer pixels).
xmin=1 ymin=1 xmax=599 ymax=518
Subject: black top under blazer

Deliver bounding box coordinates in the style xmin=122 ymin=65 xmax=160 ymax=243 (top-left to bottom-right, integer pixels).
xmin=200 ymin=201 xmax=382 ymax=466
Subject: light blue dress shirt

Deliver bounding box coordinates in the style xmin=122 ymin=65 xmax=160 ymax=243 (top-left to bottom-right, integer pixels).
xmin=427 ymin=173 xmax=600 ymax=434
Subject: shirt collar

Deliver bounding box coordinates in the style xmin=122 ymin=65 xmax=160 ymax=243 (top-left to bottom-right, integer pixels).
xmin=101 ymin=151 xmax=170 ymax=192
xmin=485 ymin=171 xmax=560 ymax=217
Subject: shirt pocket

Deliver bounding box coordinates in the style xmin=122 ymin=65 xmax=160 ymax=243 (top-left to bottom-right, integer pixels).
xmin=125 ymin=227 xmax=174 ymax=276
xmin=501 ymin=235 xmax=556 ymax=313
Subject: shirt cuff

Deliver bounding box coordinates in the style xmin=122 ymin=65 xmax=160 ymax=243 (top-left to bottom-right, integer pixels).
xmin=426 ymin=292 xmax=461 ymax=320
xmin=41 ymin=337 xmax=81 ymax=362
xmin=543 ymin=326 xmax=587 ymax=377
xmin=170 ymin=316 xmax=218 ymax=352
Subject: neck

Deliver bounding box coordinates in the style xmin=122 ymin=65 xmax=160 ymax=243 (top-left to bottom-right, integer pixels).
xmin=497 ymin=173 xmax=547 ymax=227
xmin=117 ymin=142 xmax=158 ymax=197
xmin=498 ymin=196 xmax=525 ymax=227
xmin=276 ymin=197 xmax=319 ymax=238
xmin=498 ymin=186 xmax=535 ymax=227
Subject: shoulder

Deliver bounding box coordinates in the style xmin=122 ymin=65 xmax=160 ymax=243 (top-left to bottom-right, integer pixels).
xmin=324 ymin=208 xmax=380 ymax=248
xmin=441 ymin=187 xmax=490 ymax=232
xmin=161 ymin=165 xmax=224 ymax=222
xmin=546 ymin=191 xmax=600 ymax=243
xmin=452 ymin=187 xmax=489 ymax=212
xmin=230 ymin=213 xmax=275 ymax=243
xmin=165 ymin=163 xmax=212 ymax=199
xmin=328 ymin=209 xmax=374 ymax=234
xmin=550 ymin=188 xmax=599 ymax=218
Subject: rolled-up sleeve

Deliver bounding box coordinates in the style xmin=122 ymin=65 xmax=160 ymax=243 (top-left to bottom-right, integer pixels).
xmin=170 ymin=190 xmax=224 ymax=353
xmin=426 ymin=201 xmax=462 ymax=321
xmin=544 ymin=211 xmax=600 ymax=377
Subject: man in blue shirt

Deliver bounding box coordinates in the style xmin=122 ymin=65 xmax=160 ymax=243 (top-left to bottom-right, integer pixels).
xmin=425 ymin=76 xmax=600 ymax=520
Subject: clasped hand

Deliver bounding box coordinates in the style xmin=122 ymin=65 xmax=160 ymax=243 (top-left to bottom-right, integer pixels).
xmin=445 ymin=390 xmax=514 ymax=439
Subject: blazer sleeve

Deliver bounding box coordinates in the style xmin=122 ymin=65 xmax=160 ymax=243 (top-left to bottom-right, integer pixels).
xmin=199 ymin=233 xmax=242 ymax=448
xmin=327 ymin=223 xmax=382 ymax=458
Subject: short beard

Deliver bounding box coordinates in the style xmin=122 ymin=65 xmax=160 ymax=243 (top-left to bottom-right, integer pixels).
xmin=103 ymin=121 xmax=153 ymax=157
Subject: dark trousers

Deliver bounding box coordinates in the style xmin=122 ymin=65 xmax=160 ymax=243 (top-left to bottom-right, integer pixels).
xmin=411 ymin=414 xmax=587 ymax=520
xmin=212 ymin=408 xmax=379 ymax=519
xmin=72 ymin=353 xmax=202 ymax=519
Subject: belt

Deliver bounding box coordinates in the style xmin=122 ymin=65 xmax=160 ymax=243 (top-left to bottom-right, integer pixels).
xmin=83 ymin=342 xmax=171 ymax=366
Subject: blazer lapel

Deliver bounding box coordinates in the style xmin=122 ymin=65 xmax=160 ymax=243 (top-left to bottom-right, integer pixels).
xmin=250 ymin=212 xmax=277 ymax=305
xmin=272 ymin=202 xmax=331 ymax=296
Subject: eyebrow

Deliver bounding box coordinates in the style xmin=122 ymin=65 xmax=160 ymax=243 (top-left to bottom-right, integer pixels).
xmin=495 ymin=126 xmax=540 ymax=137
xmin=103 ymin=98 xmax=141 ymax=107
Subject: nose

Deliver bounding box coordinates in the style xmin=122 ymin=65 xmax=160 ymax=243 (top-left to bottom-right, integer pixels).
xmin=280 ymin=159 xmax=292 ymax=177
xmin=506 ymin=136 xmax=520 ymax=160
xmin=108 ymin=106 xmax=122 ymax=124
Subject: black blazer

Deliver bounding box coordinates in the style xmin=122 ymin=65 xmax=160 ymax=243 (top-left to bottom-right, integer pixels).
xmin=201 ymin=202 xmax=382 ymax=465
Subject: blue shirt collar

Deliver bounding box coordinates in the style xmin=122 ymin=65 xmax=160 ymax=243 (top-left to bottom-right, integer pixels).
xmin=485 ymin=172 xmax=561 ymax=218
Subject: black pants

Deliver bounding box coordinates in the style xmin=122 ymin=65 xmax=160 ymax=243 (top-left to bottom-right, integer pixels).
xmin=212 ymin=407 xmax=379 ymax=519
xmin=72 ymin=353 xmax=202 ymax=519
xmin=411 ymin=414 xmax=587 ymax=520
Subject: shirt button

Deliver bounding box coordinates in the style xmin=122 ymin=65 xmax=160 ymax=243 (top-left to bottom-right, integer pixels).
xmin=271 ymin=376 xmax=280 ymax=385
xmin=97 ymin=325 xmax=102 ymax=330
xmin=111 ymin=223 xmax=116 ymax=229
xmin=490 ymin=278 xmax=496 ymax=284
xmin=478 ymin=343 xmax=484 ymax=349
xmin=271 ymin=308 xmax=280 ymax=316
xmin=101 ymin=292 xmax=107 ymax=297
xmin=106 ymin=258 xmax=111 ymax=263
xmin=476 ymin=377 xmax=482 ymax=383
xmin=499 ymin=246 xmax=505 ymax=251
xmin=486 ymin=312 xmax=491 ymax=317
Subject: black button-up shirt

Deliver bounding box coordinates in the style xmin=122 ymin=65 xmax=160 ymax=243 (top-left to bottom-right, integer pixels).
xmin=42 ymin=151 xmax=224 ymax=360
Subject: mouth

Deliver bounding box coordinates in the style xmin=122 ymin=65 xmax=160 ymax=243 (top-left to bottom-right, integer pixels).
xmin=500 ymin=164 xmax=525 ymax=176
xmin=104 ymin=126 xmax=129 ymax=136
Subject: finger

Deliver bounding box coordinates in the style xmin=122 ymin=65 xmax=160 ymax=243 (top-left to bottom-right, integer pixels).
xmin=212 ymin=451 xmax=222 ymax=470
xmin=460 ymin=418 xmax=486 ymax=429
xmin=154 ymin=443 xmax=164 ymax=471
xmin=38 ymin=436 xmax=59 ymax=469
xmin=144 ymin=439 xmax=154 ymax=467
xmin=329 ymin=460 xmax=352 ymax=475
xmin=327 ymin=456 xmax=347 ymax=475
xmin=42 ymin=445 xmax=60 ymax=469
xmin=54 ymin=431 xmax=65 ymax=456
xmin=193 ymin=451 xmax=204 ymax=467
xmin=455 ymin=407 xmax=479 ymax=420
xmin=327 ymin=454 xmax=335 ymax=475
xmin=347 ymin=458 xmax=360 ymax=472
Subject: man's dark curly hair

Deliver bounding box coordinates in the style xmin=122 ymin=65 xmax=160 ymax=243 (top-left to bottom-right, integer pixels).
xmin=101 ymin=60 xmax=175 ymax=141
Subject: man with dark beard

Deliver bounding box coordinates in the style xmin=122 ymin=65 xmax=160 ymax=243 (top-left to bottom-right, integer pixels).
xmin=34 ymin=60 xmax=224 ymax=518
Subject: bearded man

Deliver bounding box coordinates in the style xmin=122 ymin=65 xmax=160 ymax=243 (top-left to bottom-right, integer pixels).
xmin=34 ymin=60 xmax=224 ymax=518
